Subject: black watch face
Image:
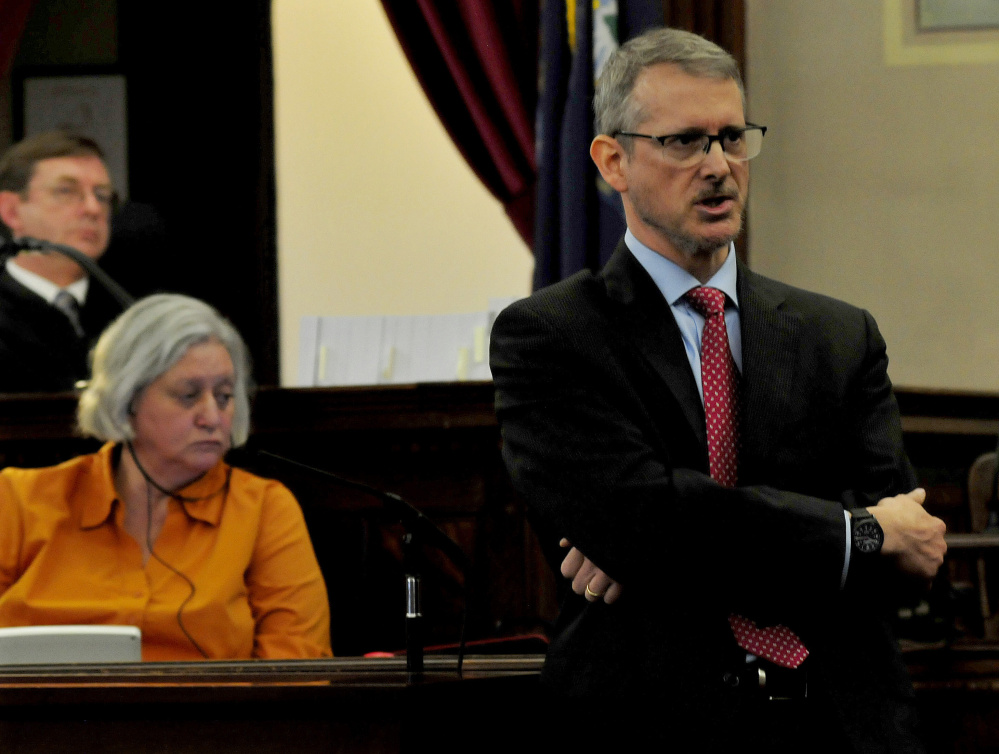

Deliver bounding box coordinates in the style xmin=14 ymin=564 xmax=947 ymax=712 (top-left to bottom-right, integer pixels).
xmin=854 ymin=521 xmax=883 ymax=554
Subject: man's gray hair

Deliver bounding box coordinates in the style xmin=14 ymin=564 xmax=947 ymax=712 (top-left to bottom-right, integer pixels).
xmin=594 ymin=27 xmax=744 ymax=140
xmin=77 ymin=293 xmax=253 ymax=446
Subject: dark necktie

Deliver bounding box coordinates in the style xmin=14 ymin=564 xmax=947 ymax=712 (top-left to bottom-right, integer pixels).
xmin=53 ymin=290 xmax=85 ymax=338
xmin=684 ymin=286 xmax=808 ymax=669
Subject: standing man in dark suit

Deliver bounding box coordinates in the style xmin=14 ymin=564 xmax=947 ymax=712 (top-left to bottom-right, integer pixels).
xmin=490 ymin=27 xmax=947 ymax=752
xmin=0 ymin=131 xmax=120 ymax=393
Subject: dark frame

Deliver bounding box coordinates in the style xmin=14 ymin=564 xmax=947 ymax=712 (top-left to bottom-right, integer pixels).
xmin=14 ymin=66 xmax=129 ymax=199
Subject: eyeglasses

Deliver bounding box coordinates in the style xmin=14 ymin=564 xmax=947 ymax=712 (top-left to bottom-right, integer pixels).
xmin=34 ymin=182 xmax=117 ymax=212
xmin=613 ymin=124 xmax=767 ymax=167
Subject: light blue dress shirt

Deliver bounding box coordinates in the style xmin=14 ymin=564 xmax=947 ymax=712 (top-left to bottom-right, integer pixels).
xmin=624 ymin=230 xmax=740 ymax=404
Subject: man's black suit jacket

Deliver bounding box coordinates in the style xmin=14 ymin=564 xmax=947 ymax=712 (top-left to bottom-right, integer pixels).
xmin=490 ymin=241 xmax=921 ymax=750
xmin=0 ymin=265 xmax=120 ymax=393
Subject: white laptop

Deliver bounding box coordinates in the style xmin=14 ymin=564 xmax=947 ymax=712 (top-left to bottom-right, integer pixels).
xmin=0 ymin=625 xmax=142 ymax=664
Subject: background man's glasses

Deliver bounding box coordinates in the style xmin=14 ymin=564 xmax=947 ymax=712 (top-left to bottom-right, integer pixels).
xmin=33 ymin=182 xmax=117 ymax=212
xmin=613 ymin=124 xmax=767 ymax=168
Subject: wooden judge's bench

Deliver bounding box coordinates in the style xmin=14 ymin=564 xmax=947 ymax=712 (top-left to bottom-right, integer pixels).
xmin=3 ymin=383 xmax=999 ymax=751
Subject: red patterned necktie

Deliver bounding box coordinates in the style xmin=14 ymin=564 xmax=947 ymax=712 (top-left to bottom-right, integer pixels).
xmin=684 ymin=287 xmax=808 ymax=670
xmin=683 ymin=287 xmax=739 ymax=487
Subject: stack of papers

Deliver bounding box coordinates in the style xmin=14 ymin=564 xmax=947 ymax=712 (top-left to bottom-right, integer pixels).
xmin=297 ymin=298 xmax=519 ymax=387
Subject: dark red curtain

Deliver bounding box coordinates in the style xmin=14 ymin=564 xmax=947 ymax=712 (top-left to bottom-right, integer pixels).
xmin=379 ymin=1 xmax=538 ymax=247
xmin=0 ymin=0 xmax=33 ymax=78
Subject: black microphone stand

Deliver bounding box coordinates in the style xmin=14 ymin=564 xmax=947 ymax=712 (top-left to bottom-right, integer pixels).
xmin=253 ymin=450 xmax=470 ymax=679
xmin=7 ymin=236 xmax=134 ymax=308
xmin=403 ymin=532 xmax=424 ymax=675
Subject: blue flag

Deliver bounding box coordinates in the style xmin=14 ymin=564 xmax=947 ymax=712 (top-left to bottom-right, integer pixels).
xmin=533 ymin=0 xmax=663 ymax=290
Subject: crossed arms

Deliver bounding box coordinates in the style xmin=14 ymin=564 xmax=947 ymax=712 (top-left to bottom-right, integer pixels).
xmin=491 ymin=285 xmax=946 ymax=621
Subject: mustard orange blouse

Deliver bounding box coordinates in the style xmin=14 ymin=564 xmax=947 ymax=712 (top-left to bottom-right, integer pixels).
xmin=0 ymin=443 xmax=332 ymax=661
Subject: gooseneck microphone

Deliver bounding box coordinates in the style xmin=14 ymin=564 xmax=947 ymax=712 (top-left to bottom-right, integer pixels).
xmin=252 ymin=449 xmax=471 ymax=678
xmin=7 ymin=236 xmax=134 ymax=309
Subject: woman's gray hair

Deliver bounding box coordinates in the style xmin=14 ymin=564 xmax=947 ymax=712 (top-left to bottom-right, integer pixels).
xmin=77 ymin=293 xmax=253 ymax=446
xmin=594 ymin=27 xmax=745 ymax=143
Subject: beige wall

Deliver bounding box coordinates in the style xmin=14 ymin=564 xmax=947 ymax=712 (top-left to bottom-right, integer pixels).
xmin=746 ymin=0 xmax=999 ymax=391
xmin=272 ymin=2 xmax=532 ymax=385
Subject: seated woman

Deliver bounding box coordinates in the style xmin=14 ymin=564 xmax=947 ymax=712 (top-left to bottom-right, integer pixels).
xmin=0 ymin=294 xmax=331 ymax=660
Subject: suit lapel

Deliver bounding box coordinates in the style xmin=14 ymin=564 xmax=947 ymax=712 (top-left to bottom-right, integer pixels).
xmin=596 ymin=244 xmax=806 ymax=475
xmin=600 ymin=242 xmax=706 ymax=447
xmin=738 ymin=263 xmax=802 ymax=467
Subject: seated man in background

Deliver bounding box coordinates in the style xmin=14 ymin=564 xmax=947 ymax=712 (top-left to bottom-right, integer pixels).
xmin=0 ymin=131 xmax=121 ymax=393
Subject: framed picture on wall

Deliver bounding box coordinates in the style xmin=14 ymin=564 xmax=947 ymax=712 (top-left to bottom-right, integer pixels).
xmin=15 ymin=71 xmax=128 ymax=199
xmin=918 ymin=0 xmax=999 ymax=31
xmin=886 ymin=0 xmax=999 ymax=65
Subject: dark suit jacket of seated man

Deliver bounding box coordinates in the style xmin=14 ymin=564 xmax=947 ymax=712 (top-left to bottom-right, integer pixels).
xmin=489 ymin=27 xmax=946 ymax=753
xmin=0 ymin=131 xmax=120 ymax=393
xmin=0 ymin=263 xmax=120 ymax=393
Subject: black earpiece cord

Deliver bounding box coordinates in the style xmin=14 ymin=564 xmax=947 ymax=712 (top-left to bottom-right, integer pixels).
xmin=127 ymin=442 xmax=231 ymax=659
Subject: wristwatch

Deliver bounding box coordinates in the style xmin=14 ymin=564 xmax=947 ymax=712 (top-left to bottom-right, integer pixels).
xmin=851 ymin=509 xmax=884 ymax=555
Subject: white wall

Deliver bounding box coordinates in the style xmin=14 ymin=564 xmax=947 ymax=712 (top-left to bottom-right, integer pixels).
xmin=272 ymin=1 xmax=532 ymax=386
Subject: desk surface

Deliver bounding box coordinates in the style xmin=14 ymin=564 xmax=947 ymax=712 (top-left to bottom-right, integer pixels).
xmin=0 ymin=653 xmax=543 ymax=702
xmin=0 ymin=655 xmax=546 ymax=754
xmin=6 ymin=648 xmax=999 ymax=754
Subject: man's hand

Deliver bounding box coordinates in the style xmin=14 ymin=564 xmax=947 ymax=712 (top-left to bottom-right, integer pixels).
xmin=869 ymin=488 xmax=947 ymax=581
xmin=559 ymin=538 xmax=623 ymax=604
